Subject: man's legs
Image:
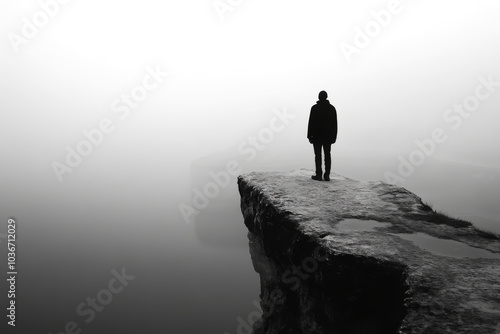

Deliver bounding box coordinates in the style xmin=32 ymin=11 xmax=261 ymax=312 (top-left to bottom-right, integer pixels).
xmin=313 ymin=143 xmax=323 ymax=180
xmin=323 ymin=143 xmax=332 ymax=181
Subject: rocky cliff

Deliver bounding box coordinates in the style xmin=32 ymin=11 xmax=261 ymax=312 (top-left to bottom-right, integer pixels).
xmin=237 ymin=169 xmax=500 ymax=334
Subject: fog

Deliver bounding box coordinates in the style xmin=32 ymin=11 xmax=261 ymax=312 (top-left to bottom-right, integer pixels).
xmin=1 ymin=0 xmax=499 ymax=333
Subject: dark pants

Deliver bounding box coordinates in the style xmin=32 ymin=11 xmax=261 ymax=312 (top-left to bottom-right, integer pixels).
xmin=313 ymin=143 xmax=332 ymax=177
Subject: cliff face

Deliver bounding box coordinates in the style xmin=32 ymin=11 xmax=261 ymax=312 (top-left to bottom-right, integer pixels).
xmin=237 ymin=169 xmax=500 ymax=334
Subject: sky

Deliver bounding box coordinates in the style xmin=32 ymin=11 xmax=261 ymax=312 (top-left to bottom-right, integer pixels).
xmin=1 ymin=0 xmax=500 ymax=175
xmin=0 ymin=0 xmax=500 ymax=333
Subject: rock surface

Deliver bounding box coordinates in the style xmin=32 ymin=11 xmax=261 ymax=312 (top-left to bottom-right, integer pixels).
xmin=237 ymin=169 xmax=500 ymax=334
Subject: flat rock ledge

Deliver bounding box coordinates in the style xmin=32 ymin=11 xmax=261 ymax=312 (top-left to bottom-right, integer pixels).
xmin=237 ymin=169 xmax=500 ymax=334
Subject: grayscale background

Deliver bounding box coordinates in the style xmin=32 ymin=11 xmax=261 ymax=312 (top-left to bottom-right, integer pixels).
xmin=1 ymin=0 xmax=499 ymax=333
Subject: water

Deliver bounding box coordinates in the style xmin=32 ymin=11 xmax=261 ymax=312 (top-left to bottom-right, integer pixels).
xmin=0 ymin=150 xmax=499 ymax=333
xmin=337 ymin=219 xmax=500 ymax=259
xmin=395 ymin=232 xmax=500 ymax=259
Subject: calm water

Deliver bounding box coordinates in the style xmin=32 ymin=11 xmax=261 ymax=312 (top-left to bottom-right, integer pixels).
xmin=0 ymin=150 xmax=499 ymax=333
xmin=337 ymin=219 xmax=500 ymax=259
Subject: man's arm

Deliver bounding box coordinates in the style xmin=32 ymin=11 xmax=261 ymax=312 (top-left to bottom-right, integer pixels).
xmin=331 ymin=106 xmax=338 ymax=143
xmin=307 ymin=107 xmax=315 ymax=143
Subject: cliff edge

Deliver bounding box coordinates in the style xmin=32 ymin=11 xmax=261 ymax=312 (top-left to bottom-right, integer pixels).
xmin=237 ymin=169 xmax=500 ymax=334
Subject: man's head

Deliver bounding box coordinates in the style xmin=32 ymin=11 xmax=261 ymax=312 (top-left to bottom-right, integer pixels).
xmin=318 ymin=91 xmax=328 ymax=101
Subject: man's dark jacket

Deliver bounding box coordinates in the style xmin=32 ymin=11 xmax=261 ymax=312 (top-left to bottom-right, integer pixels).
xmin=307 ymin=100 xmax=338 ymax=144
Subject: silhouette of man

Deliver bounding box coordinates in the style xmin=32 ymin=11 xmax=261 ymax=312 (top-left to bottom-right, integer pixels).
xmin=307 ymin=91 xmax=338 ymax=181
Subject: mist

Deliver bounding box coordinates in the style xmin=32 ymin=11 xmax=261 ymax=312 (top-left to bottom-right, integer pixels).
xmin=1 ymin=0 xmax=499 ymax=333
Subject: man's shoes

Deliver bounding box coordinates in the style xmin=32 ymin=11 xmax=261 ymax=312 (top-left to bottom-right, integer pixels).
xmin=311 ymin=175 xmax=323 ymax=181
xmin=324 ymin=174 xmax=330 ymax=181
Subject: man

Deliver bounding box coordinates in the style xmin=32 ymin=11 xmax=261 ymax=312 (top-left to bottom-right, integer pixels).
xmin=307 ymin=90 xmax=338 ymax=181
